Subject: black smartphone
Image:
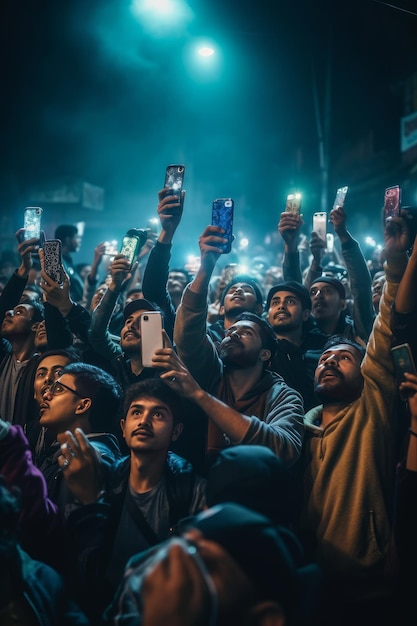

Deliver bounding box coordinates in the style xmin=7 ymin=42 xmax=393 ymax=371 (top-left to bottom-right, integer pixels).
xmin=391 ymin=343 xmax=417 ymax=400
xmin=43 ymin=239 xmax=64 ymax=285
xmin=120 ymin=229 xmax=147 ymax=269
xmin=164 ymin=164 xmax=185 ymax=196
xmin=211 ymin=198 xmax=234 ymax=254
xmin=383 ymin=185 xmax=401 ymax=221
xmin=23 ymin=207 xmax=43 ymax=240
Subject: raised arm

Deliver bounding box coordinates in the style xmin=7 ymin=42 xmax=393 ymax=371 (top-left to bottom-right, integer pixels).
xmin=142 ymin=188 xmax=186 ymax=338
xmin=279 ymin=211 xmax=304 ymax=283
xmin=0 ymin=231 xmax=39 ymax=321
xmin=88 ymin=254 xmax=132 ymax=361
xmin=174 ymin=226 xmax=226 ymax=386
xmin=330 ymin=205 xmax=375 ymax=342
xmin=154 ymin=334 xmax=303 ymax=464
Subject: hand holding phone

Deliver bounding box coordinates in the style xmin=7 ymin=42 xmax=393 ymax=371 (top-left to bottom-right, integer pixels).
xmin=23 ymin=207 xmax=43 ymax=241
xmin=43 ymin=239 xmax=64 ymax=285
xmin=391 ymin=343 xmax=417 ymax=400
xmin=211 ymin=198 xmax=234 ymax=254
xmin=164 ymin=165 xmax=185 ymax=196
xmin=285 ymin=193 xmax=302 ymax=214
xmin=313 ymin=212 xmax=327 ymax=242
xmin=120 ymin=229 xmax=147 ymax=269
xmin=383 ymin=185 xmax=401 ymax=221
xmin=333 ymin=186 xmax=348 ymax=210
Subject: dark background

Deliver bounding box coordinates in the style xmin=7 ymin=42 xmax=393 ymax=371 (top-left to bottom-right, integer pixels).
xmin=1 ymin=0 xmax=416 ymax=266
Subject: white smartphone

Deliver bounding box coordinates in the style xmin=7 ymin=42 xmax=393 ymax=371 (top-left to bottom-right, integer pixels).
xmin=140 ymin=311 xmax=163 ymax=368
xmin=313 ymin=212 xmax=327 ymax=241
xmin=326 ymin=233 xmax=334 ymax=253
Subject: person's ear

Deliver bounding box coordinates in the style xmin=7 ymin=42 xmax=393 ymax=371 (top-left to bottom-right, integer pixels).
xmin=219 ymin=304 xmax=225 ymax=317
xmin=302 ymin=309 xmax=311 ymax=322
xmin=172 ymin=422 xmax=183 ymax=442
xmin=75 ymin=397 xmax=92 ymax=415
xmin=259 ymin=348 xmax=271 ymax=364
xmin=249 ymin=601 xmax=286 ymax=626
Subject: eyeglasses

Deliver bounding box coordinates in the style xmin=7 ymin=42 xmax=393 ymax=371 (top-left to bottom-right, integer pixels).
xmin=49 ymin=379 xmax=85 ymax=399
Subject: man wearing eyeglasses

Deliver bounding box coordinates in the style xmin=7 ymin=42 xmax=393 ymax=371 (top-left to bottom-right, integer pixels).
xmin=56 ymin=377 xmax=206 ymax=624
xmin=0 ymin=361 xmax=123 ymax=572
xmin=26 ymin=362 xmax=123 ymax=512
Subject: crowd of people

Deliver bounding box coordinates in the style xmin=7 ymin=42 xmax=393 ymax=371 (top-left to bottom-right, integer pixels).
xmin=0 ymin=185 xmax=416 ymax=626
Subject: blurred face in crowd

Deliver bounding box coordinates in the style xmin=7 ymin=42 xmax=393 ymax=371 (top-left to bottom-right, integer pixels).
xmin=34 ymin=320 xmax=48 ymax=350
xmin=167 ymin=271 xmax=188 ymax=298
xmin=121 ymin=395 xmax=182 ymax=455
xmin=125 ymin=289 xmax=145 ymax=307
xmin=20 ymin=288 xmax=42 ymax=304
xmin=220 ymin=320 xmax=270 ymax=369
xmin=220 ymin=283 xmax=262 ymax=320
xmin=1 ymin=304 xmax=38 ymax=340
xmin=314 ymin=343 xmax=364 ymax=403
xmin=371 ymin=272 xmax=386 ymax=313
xmin=267 ymin=291 xmax=310 ymax=334
xmin=90 ymin=284 xmax=107 ymax=312
xmin=65 ymin=232 xmax=82 ymax=253
xmin=39 ymin=373 xmax=90 ymax=433
xmin=34 ymin=354 xmax=72 ymax=406
xmin=309 ymin=282 xmax=345 ymax=325
xmin=120 ymin=309 xmax=145 ymax=355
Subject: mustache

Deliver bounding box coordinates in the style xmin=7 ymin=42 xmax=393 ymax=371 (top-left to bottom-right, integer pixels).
xmin=222 ymin=336 xmax=243 ymax=349
xmin=131 ymin=425 xmax=153 ymax=437
xmin=319 ymin=366 xmax=344 ymax=382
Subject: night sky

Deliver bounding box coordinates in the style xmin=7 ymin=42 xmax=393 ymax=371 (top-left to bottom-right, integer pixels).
xmin=1 ymin=0 xmax=416 ymax=265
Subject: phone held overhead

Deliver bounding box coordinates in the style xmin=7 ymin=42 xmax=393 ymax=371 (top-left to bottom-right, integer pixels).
xmin=211 ymin=198 xmax=234 ymax=254
xmin=120 ymin=229 xmax=148 ymax=269
xmin=23 ymin=207 xmax=43 ymax=240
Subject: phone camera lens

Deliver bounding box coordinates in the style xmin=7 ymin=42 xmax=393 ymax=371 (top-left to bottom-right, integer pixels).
xmin=178 ymin=167 xmax=184 ymax=173
xmin=143 ymin=315 xmax=149 ymax=321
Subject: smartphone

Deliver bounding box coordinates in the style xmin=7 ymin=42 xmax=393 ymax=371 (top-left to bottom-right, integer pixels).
xmin=286 ymin=193 xmax=302 ymax=214
xmin=326 ymin=233 xmax=335 ymax=253
xmin=211 ymin=198 xmax=234 ymax=254
xmin=391 ymin=343 xmax=417 ymax=400
xmin=43 ymin=239 xmax=64 ymax=284
xmin=313 ymin=212 xmax=327 ymax=241
xmin=383 ymin=185 xmax=401 ymax=221
xmin=140 ymin=311 xmax=164 ymax=368
xmin=333 ymin=186 xmax=348 ymax=210
xmin=164 ymin=164 xmax=185 ymax=195
xmin=23 ymin=207 xmax=43 ymax=240
xmin=120 ymin=229 xmax=147 ymax=269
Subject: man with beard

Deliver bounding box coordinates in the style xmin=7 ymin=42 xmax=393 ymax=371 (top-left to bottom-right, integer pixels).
xmin=266 ymin=281 xmax=327 ymax=410
xmin=88 ymin=253 xmax=162 ymax=390
xmin=173 ymin=225 xmax=304 ymax=467
xmin=60 ymin=378 xmax=206 ymax=623
xmin=279 ymin=204 xmax=374 ymax=345
xmin=294 ymin=216 xmax=410 ymax=625
xmin=207 ymin=274 xmax=264 ymax=346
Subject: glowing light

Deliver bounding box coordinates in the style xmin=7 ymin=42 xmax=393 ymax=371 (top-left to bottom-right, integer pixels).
xmin=239 ymin=237 xmax=249 ymax=250
xmin=198 ymin=47 xmax=214 ymax=57
xmin=130 ymin=0 xmax=193 ymax=30
xmin=365 ymin=236 xmax=376 ymax=247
